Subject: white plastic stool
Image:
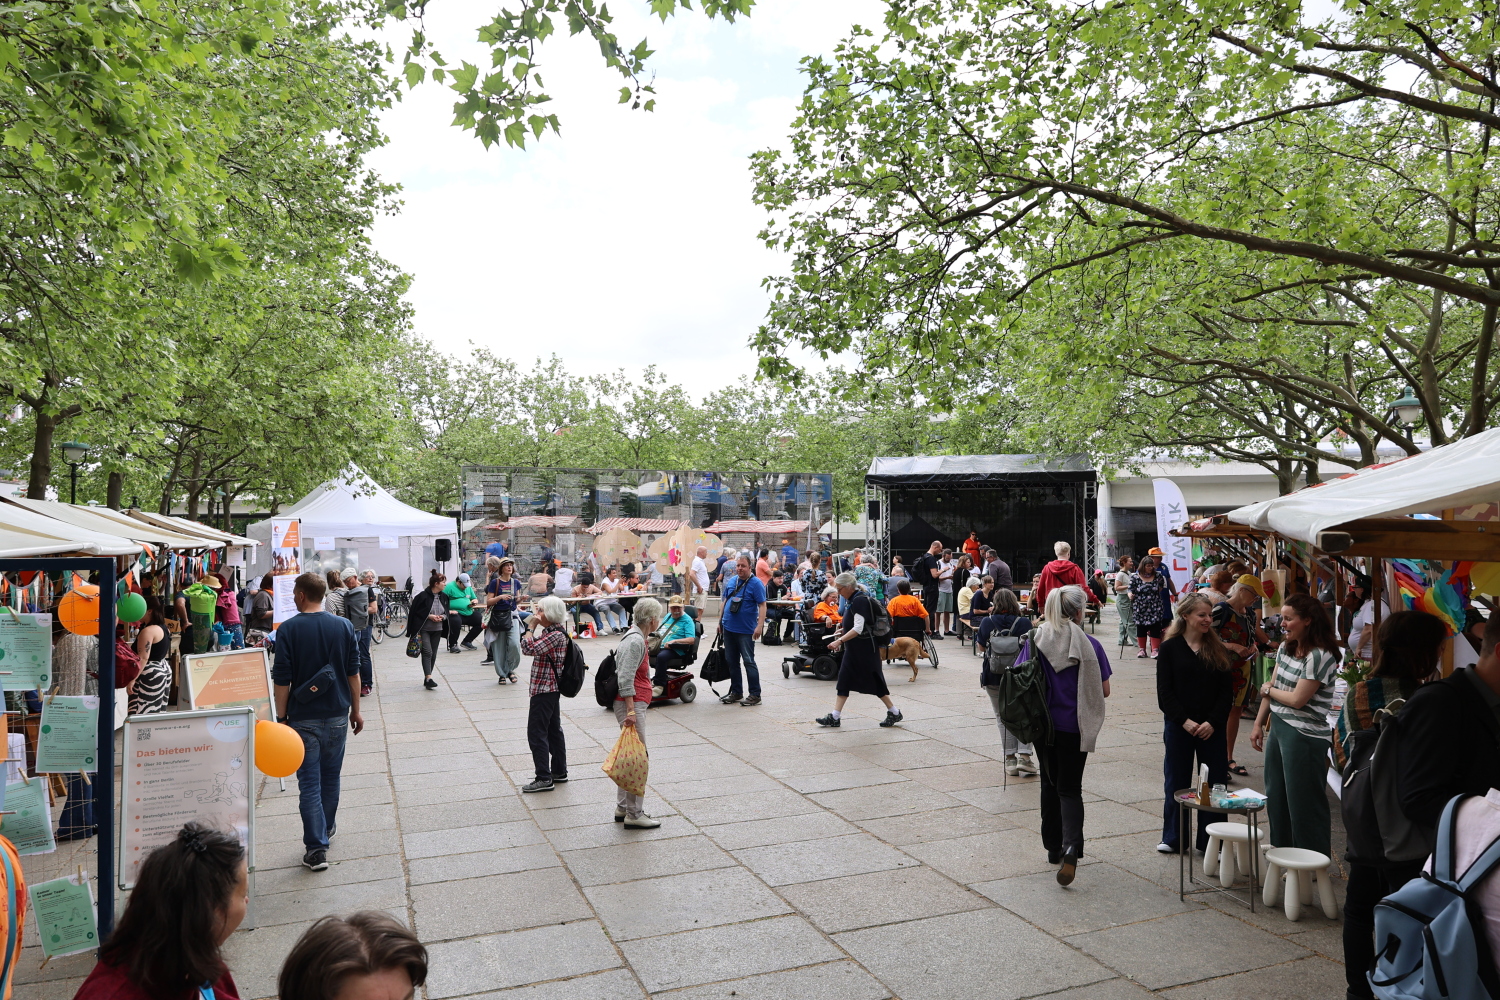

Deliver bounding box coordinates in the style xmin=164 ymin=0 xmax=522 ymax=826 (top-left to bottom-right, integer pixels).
xmin=1203 ymin=821 xmax=1263 ymax=888
xmin=1262 ymin=847 xmax=1337 ymax=921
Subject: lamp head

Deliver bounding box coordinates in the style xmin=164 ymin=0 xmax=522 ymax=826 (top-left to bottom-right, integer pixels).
xmin=1389 ymin=389 xmax=1423 ymax=427
xmin=59 ymin=441 xmax=89 ymax=463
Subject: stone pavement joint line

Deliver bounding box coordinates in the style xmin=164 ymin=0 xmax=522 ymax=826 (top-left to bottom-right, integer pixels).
xmin=19 ymin=608 xmax=1350 ymax=999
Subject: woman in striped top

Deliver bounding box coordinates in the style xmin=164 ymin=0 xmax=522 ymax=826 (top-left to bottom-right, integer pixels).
xmin=1251 ymin=594 xmax=1342 ymax=856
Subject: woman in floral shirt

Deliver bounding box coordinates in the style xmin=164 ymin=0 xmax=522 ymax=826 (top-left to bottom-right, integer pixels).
xmin=1128 ymin=557 xmax=1176 ymax=659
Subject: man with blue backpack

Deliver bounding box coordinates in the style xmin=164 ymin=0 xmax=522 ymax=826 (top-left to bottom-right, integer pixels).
xmin=1359 ymin=613 xmax=1500 ymax=999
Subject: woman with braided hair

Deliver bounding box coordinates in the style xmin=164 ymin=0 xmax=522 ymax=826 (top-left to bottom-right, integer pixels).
xmin=74 ymin=823 xmax=249 ymax=1000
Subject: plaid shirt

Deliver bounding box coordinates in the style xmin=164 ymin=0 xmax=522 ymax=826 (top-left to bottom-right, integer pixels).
xmin=521 ymin=624 xmax=569 ymax=695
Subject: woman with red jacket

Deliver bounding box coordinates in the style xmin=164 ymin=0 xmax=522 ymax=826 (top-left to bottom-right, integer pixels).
xmin=73 ymin=823 xmax=248 ymax=1000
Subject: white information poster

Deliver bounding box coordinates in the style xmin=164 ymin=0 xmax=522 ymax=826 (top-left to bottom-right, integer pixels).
xmin=0 ymin=611 xmax=52 ymax=690
xmin=120 ymin=708 xmax=255 ymax=889
xmin=270 ymin=517 xmax=301 ymax=625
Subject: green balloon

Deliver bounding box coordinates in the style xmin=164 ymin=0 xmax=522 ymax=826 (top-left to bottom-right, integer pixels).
xmin=117 ymin=592 xmax=148 ymax=623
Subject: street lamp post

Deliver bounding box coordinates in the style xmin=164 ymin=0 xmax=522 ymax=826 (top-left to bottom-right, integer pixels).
xmin=59 ymin=441 xmax=89 ymax=504
xmin=1389 ymin=389 xmax=1423 ymax=431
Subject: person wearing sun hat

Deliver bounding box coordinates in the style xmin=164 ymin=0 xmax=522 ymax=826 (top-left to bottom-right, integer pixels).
xmin=184 ymin=573 xmax=222 ymax=653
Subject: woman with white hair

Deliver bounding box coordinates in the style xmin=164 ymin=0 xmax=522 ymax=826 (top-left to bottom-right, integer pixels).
xmin=1020 ymin=584 xmax=1112 ymax=885
xmin=519 ymin=595 xmax=572 ymax=793
xmin=815 ymin=572 xmax=902 ymax=729
xmin=610 ymin=596 xmax=665 ymax=827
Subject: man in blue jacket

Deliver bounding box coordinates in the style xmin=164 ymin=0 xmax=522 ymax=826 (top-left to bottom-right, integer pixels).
xmin=272 ymin=572 xmax=363 ymax=872
xmin=719 ymin=555 xmax=766 ymax=706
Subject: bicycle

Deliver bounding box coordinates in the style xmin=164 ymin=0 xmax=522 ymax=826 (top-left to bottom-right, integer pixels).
xmin=380 ymin=588 xmax=410 ymax=639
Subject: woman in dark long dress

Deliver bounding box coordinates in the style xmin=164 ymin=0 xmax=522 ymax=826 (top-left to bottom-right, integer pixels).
xmin=814 ymin=572 xmax=903 ymax=729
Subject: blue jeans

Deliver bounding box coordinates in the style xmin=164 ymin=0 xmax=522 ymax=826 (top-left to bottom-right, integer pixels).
xmin=722 ymin=630 xmax=760 ymax=698
xmin=227 ymin=623 xmax=245 ymax=650
xmin=356 ymin=625 xmax=374 ymax=687
xmin=291 ymin=717 xmax=348 ymax=851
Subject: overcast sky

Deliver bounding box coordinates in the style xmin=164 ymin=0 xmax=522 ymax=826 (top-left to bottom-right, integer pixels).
xmin=366 ymin=0 xmax=883 ymax=395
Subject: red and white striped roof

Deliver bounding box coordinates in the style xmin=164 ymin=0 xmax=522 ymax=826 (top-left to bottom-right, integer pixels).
xmin=585 ymin=518 xmax=685 ymax=535
xmin=485 ymin=515 xmax=582 ymax=530
xmin=703 ymin=520 xmax=809 ymax=535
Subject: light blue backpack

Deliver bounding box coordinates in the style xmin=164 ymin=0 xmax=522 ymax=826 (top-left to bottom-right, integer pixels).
xmin=1371 ymin=794 xmax=1500 ymax=999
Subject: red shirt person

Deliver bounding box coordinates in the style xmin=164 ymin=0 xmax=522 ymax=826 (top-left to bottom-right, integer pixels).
xmin=1036 ymin=541 xmax=1089 ymax=609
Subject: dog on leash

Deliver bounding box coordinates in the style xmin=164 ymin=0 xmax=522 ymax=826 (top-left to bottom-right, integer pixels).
xmin=878 ymin=636 xmax=925 ymax=681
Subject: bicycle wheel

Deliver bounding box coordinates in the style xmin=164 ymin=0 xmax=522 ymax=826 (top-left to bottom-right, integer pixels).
xmin=370 ymin=618 xmax=385 ymax=644
xmin=383 ymin=607 xmax=408 ymax=638
xmin=923 ymin=635 xmax=941 ymax=668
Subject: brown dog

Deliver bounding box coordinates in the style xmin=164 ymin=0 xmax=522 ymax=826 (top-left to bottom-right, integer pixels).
xmin=878 ymin=636 xmax=926 ymax=681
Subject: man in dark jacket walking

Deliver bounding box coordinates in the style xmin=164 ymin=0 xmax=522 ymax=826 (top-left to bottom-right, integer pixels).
xmin=272 ymin=572 xmax=363 ymax=872
xmin=1398 ymin=613 xmax=1500 ymax=847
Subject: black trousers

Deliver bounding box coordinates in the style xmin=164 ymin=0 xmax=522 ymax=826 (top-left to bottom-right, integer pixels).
xmin=1161 ymin=719 xmax=1230 ymax=850
xmin=419 ymin=629 xmax=442 ymax=676
xmin=1038 ymin=730 xmax=1089 ymax=856
xmin=767 ymin=608 xmax=796 ymax=637
xmin=527 ymin=692 xmax=567 ymax=782
xmin=1344 ymin=860 xmax=1422 ymax=998
xmin=921 ymin=586 xmax=939 ymax=631
xmin=448 ymin=610 xmax=483 ymax=648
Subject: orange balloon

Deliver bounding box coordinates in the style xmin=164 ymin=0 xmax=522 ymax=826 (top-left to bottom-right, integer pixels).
xmin=254 ymin=720 xmax=305 ymax=777
xmin=58 ymin=588 xmax=100 ymax=636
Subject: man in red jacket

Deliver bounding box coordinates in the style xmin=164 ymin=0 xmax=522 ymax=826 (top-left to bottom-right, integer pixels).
xmin=1035 ymin=541 xmax=1088 ymax=609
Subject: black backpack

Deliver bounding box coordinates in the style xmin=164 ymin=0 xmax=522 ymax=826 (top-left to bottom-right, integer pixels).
xmin=867 ymin=593 xmax=892 ymax=638
xmin=992 ymin=639 xmax=1053 ymax=748
xmin=594 ymin=650 xmax=619 ymax=707
xmin=1341 ymin=698 xmax=1429 ymax=865
xmin=558 ymin=638 xmax=588 ymax=698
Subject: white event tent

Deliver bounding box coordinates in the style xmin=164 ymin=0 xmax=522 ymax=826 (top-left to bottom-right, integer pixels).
xmin=1225 ymin=425 xmax=1500 ymax=560
xmin=0 ymin=500 xmax=142 ymax=558
xmin=245 ymin=469 xmax=456 ymax=590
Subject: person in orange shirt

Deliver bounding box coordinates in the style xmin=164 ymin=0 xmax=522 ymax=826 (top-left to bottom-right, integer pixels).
xmin=755 ymin=549 xmax=772 ymax=586
xmin=887 ymin=579 xmax=929 ymax=618
xmin=963 ymin=531 xmax=983 ymax=570
xmin=812 ymin=587 xmax=844 ymax=626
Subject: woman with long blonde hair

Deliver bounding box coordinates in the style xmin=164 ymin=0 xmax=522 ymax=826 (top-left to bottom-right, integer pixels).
xmin=1155 ymin=593 xmax=1234 ymax=854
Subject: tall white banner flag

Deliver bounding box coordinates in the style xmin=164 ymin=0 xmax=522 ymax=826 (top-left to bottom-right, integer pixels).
xmin=1152 ymin=478 xmax=1194 ymax=594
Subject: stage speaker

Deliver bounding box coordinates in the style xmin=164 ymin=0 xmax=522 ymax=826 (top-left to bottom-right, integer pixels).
xmin=1084 ymin=498 xmax=1098 ymax=518
xmin=435 ymin=538 xmax=452 ymax=563
xmin=867 ymin=500 xmax=881 ymax=522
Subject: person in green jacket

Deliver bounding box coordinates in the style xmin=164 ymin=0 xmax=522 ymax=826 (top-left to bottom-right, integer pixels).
xmin=442 ymin=572 xmax=482 ymax=653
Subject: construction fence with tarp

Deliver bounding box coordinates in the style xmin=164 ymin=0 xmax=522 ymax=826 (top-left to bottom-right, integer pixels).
xmin=460 ymin=466 xmax=833 ymax=583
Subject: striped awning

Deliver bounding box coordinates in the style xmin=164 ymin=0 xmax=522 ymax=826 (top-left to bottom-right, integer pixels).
xmin=585 ymin=518 xmax=685 ymax=535
xmin=485 ymin=516 xmax=582 ymax=530
xmin=703 ymin=520 xmax=809 ymax=535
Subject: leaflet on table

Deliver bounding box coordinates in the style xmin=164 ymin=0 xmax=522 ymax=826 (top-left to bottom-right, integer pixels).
xmin=1 ymin=778 xmax=56 ymax=854
xmin=0 ymin=611 xmax=52 ymax=690
xmin=29 ymin=873 xmax=98 ymax=958
xmin=35 ymin=695 xmax=100 ymax=772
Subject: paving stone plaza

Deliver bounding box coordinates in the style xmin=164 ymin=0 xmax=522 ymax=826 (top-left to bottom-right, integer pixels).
xmin=22 ymin=606 xmax=1350 ymax=999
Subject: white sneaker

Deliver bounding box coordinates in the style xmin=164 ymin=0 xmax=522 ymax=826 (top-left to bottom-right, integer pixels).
xmin=1015 ymin=754 xmax=1040 ymax=776
xmin=1004 ymin=755 xmax=1020 ymax=776
xmin=652 ymin=686 xmax=664 ymax=699
xmin=1157 ymin=842 xmax=1175 ymax=854
xmin=624 ymin=814 xmax=661 ymax=829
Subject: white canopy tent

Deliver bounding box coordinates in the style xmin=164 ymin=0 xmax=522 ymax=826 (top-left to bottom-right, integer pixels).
xmin=0 ymin=501 xmax=142 ymax=558
xmin=245 ymin=469 xmax=456 ymax=590
xmin=1225 ymin=426 xmax=1500 ymax=560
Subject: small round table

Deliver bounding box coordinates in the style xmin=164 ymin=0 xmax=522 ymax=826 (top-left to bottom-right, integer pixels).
xmin=1174 ymin=789 xmax=1265 ymax=911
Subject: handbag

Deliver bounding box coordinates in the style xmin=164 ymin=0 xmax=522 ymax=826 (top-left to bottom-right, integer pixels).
xmin=697 ymin=632 xmax=731 ymax=685
xmin=405 ymin=637 xmax=421 ymax=658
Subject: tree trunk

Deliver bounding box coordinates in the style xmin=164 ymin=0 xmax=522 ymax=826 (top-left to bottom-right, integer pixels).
xmin=1469 ymin=300 xmax=1497 ymax=437
xmin=223 ymin=490 xmax=237 ymax=532
xmin=26 ymin=410 xmax=57 ymax=500
xmin=1275 ymin=457 xmax=1299 ymax=495
xmin=106 ymin=471 xmax=123 ymax=510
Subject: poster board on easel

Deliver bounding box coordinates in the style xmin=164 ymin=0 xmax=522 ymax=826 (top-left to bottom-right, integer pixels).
xmin=119 ymin=707 xmax=255 ymax=890
xmin=182 ymin=647 xmax=275 ymax=723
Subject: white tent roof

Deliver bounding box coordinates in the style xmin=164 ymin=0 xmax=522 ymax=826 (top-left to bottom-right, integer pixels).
xmin=246 ymin=468 xmax=454 ymax=539
xmin=1225 ymin=426 xmax=1500 ymax=546
xmin=129 ymin=510 xmax=255 ymax=547
xmin=6 ymin=499 xmax=222 ymax=551
xmin=0 ymin=501 xmax=142 ymax=557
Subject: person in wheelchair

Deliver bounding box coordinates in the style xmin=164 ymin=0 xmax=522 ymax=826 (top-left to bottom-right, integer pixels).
xmin=812 ymin=587 xmax=843 ymax=627
xmin=650 ymin=596 xmax=699 ymax=697
xmin=886 ymin=579 xmax=929 ymax=620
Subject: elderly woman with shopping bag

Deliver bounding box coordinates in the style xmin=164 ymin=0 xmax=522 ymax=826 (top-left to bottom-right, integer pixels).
xmin=605 ymin=596 xmax=665 ymax=828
